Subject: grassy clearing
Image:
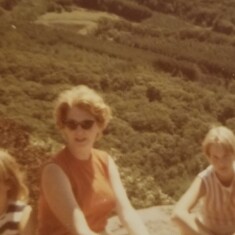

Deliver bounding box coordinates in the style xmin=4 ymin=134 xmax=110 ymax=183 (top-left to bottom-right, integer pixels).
xmin=36 ymin=7 xmax=121 ymax=34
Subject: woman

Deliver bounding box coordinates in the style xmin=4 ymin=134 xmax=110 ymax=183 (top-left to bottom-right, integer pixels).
xmin=37 ymin=85 xmax=149 ymax=235
xmin=171 ymin=126 xmax=235 ymax=235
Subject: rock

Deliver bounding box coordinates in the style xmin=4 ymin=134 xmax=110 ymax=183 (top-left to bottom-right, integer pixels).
xmin=106 ymin=205 xmax=180 ymax=235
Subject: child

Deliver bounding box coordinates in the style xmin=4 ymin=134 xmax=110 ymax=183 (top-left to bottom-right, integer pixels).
xmin=172 ymin=126 xmax=235 ymax=235
xmin=0 ymin=149 xmax=35 ymax=235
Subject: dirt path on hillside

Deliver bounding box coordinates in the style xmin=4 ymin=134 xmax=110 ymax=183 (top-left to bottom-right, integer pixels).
xmin=106 ymin=205 xmax=180 ymax=235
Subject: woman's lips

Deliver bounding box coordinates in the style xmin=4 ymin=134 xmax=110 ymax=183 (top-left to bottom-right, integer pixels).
xmin=75 ymin=137 xmax=86 ymax=143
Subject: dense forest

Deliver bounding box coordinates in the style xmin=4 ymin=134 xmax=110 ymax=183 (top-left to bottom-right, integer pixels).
xmin=0 ymin=0 xmax=235 ymax=208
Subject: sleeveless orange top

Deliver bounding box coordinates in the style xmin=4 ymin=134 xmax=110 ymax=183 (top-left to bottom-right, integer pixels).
xmin=38 ymin=147 xmax=116 ymax=235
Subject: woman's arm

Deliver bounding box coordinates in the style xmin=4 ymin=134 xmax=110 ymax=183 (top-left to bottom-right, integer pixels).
xmin=108 ymin=157 xmax=149 ymax=235
xmin=171 ymin=176 xmax=212 ymax=235
xmin=19 ymin=205 xmax=37 ymax=235
xmin=41 ymin=164 xmax=99 ymax=235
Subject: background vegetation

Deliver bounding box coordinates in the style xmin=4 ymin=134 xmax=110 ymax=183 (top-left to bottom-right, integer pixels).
xmin=0 ymin=0 xmax=235 ymax=208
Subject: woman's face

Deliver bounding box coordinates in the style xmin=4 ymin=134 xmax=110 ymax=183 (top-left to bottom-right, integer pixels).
xmin=208 ymin=143 xmax=235 ymax=182
xmin=62 ymin=106 xmax=102 ymax=152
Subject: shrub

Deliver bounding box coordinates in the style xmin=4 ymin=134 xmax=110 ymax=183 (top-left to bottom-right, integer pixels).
xmin=102 ymin=0 xmax=152 ymax=22
xmin=47 ymin=2 xmax=60 ymax=12
xmin=0 ymin=0 xmax=19 ymax=10
xmin=217 ymin=96 xmax=235 ymax=123
xmin=213 ymin=19 xmax=234 ymax=35
xmin=226 ymin=118 xmax=235 ymax=133
xmin=56 ymin=0 xmax=73 ymax=6
xmin=0 ymin=6 xmax=5 ymax=15
xmin=154 ymin=58 xmax=202 ymax=81
xmin=146 ymin=85 xmax=162 ymax=102
xmin=188 ymin=7 xmax=218 ymax=27
xmin=179 ymin=28 xmax=211 ymax=42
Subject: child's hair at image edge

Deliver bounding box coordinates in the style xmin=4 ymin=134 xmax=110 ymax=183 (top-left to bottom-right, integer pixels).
xmin=0 ymin=148 xmax=29 ymax=201
xmin=202 ymin=125 xmax=235 ymax=157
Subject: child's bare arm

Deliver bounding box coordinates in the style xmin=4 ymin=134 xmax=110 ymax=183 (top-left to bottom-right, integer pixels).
xmin=171 ymin=177 xmax=207 ymax=235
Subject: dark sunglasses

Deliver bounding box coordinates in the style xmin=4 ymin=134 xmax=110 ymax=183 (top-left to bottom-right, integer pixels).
xmin=64 ymin=119 xmax=95 ymax=130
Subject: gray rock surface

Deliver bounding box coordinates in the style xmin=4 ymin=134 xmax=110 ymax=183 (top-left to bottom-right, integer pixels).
xmin=106 ymin=205 xmax=180 ymax=235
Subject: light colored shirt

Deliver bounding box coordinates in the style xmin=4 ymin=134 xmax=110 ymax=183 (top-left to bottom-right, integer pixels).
xmin=0 ymin=200 xmax=26 ymax=235
xmin=197 ymin=164 xmax=235 ymax=235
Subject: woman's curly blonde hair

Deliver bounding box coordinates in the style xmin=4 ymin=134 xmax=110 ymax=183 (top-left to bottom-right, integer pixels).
xmin=54 ymin=85 xmax=112 ymax=132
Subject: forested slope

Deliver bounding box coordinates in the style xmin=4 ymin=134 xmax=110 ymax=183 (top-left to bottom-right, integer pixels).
xmin=0 ymin=0 xmax=234 ymax=208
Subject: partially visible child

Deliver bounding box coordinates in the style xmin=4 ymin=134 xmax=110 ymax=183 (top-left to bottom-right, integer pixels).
xmin=171 ymin=126 xmax=235 ymax=235
xmin=0 ymin=148 xmax=35 ymax=235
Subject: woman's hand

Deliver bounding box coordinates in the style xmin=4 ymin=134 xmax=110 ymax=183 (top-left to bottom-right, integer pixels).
xmin=107 ymin=157 xmax=150 ymax=235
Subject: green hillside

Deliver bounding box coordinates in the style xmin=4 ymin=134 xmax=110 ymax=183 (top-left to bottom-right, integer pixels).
xmin=0 ymin=0 xmax=235 ymax=208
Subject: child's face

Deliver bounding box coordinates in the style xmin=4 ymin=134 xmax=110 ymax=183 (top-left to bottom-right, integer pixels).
xmin=208 ymin=143 xmax=235 ymax=181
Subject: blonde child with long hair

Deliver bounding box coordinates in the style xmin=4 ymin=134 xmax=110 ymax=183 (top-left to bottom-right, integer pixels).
xmin=172 ymin=125 xmax=235 ymax=235
xmin=0 ymin=148 xmax=35 ymax=235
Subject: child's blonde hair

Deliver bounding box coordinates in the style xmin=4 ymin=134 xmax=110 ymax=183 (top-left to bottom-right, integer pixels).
xmin=0 ymin=149 xmax=29 ymax=201
xmin=54 ymin=85 xmax=112 ymax=131
xmin=202 ymin=126 xmax=235 ymax=157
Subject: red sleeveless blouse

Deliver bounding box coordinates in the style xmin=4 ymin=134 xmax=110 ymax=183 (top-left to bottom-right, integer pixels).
xmin=38 ymin=147 xmax=116 ymax=235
